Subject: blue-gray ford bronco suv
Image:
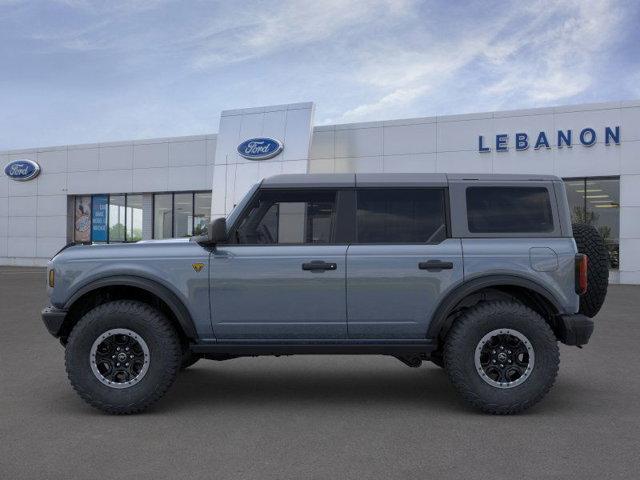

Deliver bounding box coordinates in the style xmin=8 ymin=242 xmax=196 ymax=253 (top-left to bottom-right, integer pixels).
xmin=42 ymin=173 xmax=609 ymax=414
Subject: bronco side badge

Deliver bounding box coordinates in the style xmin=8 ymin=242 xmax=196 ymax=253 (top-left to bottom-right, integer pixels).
xmin=192 ymin=263 xmax=205 ymax=272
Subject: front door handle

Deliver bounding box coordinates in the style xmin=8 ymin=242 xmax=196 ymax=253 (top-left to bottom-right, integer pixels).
xmin=302 ymin=260 xmax=337 ymax=272
xmin=419 ymin=260 xmax=454 ymax=271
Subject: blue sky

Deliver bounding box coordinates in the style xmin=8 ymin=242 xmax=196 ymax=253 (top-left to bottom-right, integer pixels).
xmin=1 ymin=0 xmax=639 ymax=150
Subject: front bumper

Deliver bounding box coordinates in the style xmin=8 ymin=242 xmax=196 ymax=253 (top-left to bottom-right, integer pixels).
xmin=556 ymin=314 xmax=594 ymax=346
xmin=42 ymin=306 xmax=67 ymax=338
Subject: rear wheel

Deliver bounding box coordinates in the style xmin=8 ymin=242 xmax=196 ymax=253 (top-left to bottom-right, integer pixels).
xmin=444 ymin=301 xmax=559 ymax=414
xmin=65 ymin=300 xmax=181 ymax=414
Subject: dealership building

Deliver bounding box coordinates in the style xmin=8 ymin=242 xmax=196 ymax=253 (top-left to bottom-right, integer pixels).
xmin=1 ymin=100 xmax=639 ymax=283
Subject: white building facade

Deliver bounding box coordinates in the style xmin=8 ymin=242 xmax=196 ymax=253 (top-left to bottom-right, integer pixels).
xmin=1 ymin=100 xmax=639 ymax=283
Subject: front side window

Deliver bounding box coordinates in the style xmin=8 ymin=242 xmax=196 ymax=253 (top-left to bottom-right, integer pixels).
xmin=466 ymin=186 xmax=554 ymax=233
xmin=234 ymin=190 xmax=336 ymax=244
xmin=356 ymin=189 xmax=446 ymax=243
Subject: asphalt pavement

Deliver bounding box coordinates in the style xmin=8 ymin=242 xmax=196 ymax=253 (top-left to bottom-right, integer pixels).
xmin=1 ymin=266 xmax=639 ymax=479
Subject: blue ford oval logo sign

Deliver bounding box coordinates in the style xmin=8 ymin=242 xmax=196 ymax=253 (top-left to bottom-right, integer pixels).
xmin=4 ymin=159 xmax=41 ymax=181
xmin=237 ymin=137 xmax=283 ymax=160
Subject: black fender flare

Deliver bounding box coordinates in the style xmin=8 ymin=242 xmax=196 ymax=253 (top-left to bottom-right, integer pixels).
xmin=426 ymin=274 xmax=564 ymax=339
xmin=63 ymin=275 xmax=197 ymax=339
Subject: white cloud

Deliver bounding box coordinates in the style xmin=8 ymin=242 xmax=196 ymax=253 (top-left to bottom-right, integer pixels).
xmin=481 ymin=0 xmax=621 ymax=104
xmin=191 ymin=0 xmax=412 ymax=69
xmin=339 ymin=85 xmax=429 ymax=121
xmin=334 ymin=0 xmax=625 ymax=122
xmin=0 ymin=0 xmax=634 ymax=149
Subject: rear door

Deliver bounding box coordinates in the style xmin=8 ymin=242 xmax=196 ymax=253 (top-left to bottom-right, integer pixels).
xmin=346 ymin=188 xmax=463 ymax=339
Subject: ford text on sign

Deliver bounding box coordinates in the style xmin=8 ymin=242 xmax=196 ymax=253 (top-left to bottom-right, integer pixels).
xmin=4 ymin=159 xmax=41 ymax=181
xmin=237 ymin=138 xmax=283 ymax=160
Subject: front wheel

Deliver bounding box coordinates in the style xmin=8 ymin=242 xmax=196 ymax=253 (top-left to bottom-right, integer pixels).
xmin=65 ymin=300 xmax=181 ymax=414
xmin=443 ymin=301 xmax=559 ymax=414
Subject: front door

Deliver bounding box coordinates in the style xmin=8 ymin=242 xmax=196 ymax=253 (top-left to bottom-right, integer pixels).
xmin=211 ymin=188 xmax=347 ymax=339
xmin=346 ymin=188 xmax=464 ymax=339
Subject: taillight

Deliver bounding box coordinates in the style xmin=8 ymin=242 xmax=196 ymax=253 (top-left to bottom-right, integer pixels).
xmin=575 ymin=254 xmax=588 ymax=295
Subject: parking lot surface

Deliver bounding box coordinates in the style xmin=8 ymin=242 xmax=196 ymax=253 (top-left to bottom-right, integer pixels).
xmin=1 ymin=267 xmax=639 ymax=479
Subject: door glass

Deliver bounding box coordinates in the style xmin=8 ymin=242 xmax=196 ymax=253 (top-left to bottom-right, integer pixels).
xmin=356 ymin=189 xmax=446 ymax=243
xmin=235 ymin=190 xmax=336 ymax=244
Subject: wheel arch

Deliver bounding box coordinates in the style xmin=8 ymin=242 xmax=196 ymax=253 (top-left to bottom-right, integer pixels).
xmin=427 ymin=275 xmax=563 ymax=341
xmin=59 ymin=275 xmax=197 ymax=343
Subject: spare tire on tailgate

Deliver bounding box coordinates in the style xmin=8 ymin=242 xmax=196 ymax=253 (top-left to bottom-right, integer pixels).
xmin=572 ymin=223 xmax=609 ymax=317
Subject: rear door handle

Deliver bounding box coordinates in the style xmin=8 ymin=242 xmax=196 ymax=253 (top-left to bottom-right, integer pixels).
xmin=302 ymin=260 xmax=337 ymax=272
xmin=419 ymin=260 xmax=454 ymax=271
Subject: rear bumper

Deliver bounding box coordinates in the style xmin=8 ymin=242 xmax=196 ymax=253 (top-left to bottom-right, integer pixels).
xmin=556 ymin=314 xmax=594 ymax=346
xmin=42 ymin=306 xmax=67 ymax=338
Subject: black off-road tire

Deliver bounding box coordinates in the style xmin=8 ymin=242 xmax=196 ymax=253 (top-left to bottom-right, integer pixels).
xmin=572 ymin=223 xmax=609 ymax=318
xmin=180 ymin=351 xmax=201 ymax=370
xmin=65 ymin=300 xmax=181 ymax=414
xmin=444 ymin=301 xmax=559 ymax=414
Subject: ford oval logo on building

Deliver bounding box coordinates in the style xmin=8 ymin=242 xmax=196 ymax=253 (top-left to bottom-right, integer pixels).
xmin=237 ymin=137 xmax=283 ymax=160
xmin=4 ymin=159 xmax=41 ymax=181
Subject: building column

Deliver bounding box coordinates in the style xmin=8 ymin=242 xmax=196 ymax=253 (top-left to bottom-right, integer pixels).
xmin=619 ymin=174 xmax=640 ymax=284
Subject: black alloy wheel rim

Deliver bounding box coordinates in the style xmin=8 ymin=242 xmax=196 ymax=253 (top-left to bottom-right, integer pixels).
xmin=90 ymin=329 xmax=150 ymax=389
xmin=474 ymin=329 xmax=535 ymax=389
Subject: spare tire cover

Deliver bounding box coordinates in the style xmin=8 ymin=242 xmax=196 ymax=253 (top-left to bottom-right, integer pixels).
xmin=572 ymin=223 xmax=609 ymax=318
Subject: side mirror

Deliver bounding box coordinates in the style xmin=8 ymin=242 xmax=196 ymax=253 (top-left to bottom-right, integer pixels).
xmin=208 ymin=217 xmax=228 ymax=244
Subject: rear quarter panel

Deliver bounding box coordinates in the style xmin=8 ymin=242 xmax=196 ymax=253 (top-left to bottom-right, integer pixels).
xmin=462 ymin=238 xmax=579 ymax=314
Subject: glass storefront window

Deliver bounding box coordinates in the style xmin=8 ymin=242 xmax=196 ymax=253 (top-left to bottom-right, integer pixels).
xmin=174 ymin=193 xmax=193 ymax=237
xmin=152 ymin=191 xmax=211 ymax=239
xmin=194 ymin=192 xmax=212 ymax=236
xmin=154 ymin=194 xmax=172 ymax=239
xmin=564 ymin=177 xmax=620 ymax=269
xmin=126 ymin=194 xmax=143 ymax=242
xmin=109 ymin=195 xmax=126 ymax=242
xmin=74 ymin=196 xmax=92 ymax=243
xmin=74 ymin=191 xmax=211 ymax=243
xmin=91 ymin=195 xmax=109 ymax=242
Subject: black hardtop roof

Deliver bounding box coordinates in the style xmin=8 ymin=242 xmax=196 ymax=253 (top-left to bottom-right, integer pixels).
xmin=260 ymin=173 xmax=560 ymax=188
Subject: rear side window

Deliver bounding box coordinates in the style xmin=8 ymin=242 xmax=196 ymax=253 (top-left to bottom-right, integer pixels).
xmin=466 ymin=187 xmax=554 ymax=233
xmin=356 ymin=189 xmax=447 ymax=243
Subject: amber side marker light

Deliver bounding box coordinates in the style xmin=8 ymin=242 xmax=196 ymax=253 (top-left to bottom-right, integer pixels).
xmin=48 ymin=269 xmax=55 ymax=288
xmin=575 ymin=254 xmax=588 ymax=295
